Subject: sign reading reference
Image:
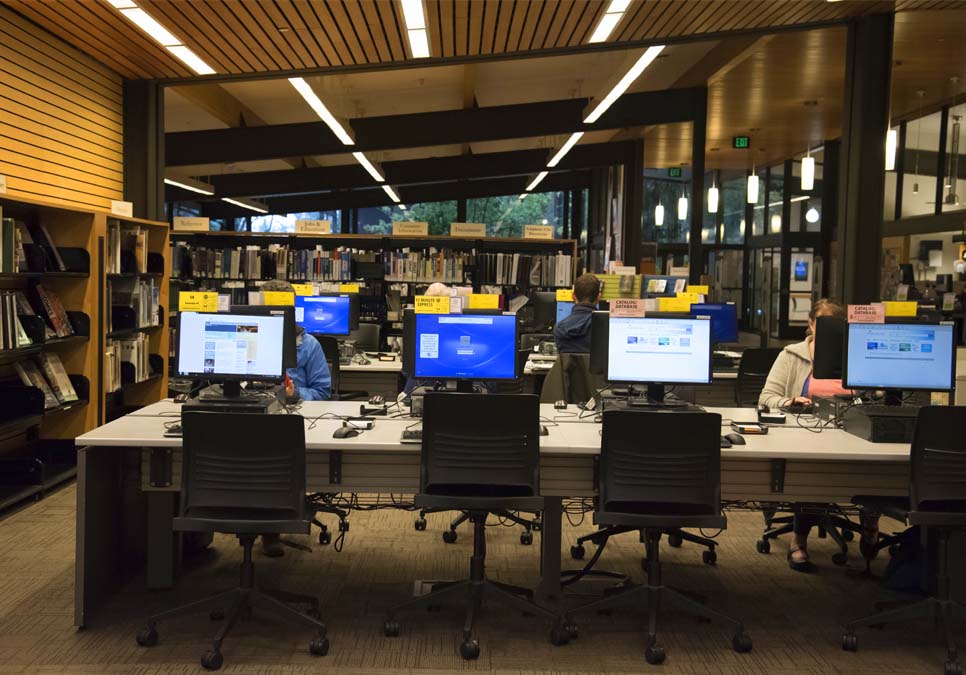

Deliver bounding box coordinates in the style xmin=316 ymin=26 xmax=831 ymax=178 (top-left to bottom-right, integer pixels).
xmin=173 ymin=216 xmax=210 ymax=232
xmin=179 ymin=291 xmax=218 ymax=313
xmin=339 ymin=283 xmax=360 ymax=293
xmin=523 ymin=224 xmax=554 ymax=240
xmin=295 ymin=219 xmax=331 ymax=235
xmin=449 ymin=222 xmax=487 ymax=238
xmin=555 ymin=289 xmax=574 ymax=302
xmin=884 ymin=301 xmax=917 ymax=317
xmin=392 ymin=221 xmax=429 ymax=236
xmin=468 ymin=294 xmax=499 ymax=309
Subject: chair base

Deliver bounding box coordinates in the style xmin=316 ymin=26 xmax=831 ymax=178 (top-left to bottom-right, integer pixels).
xmin=415 ymin=508 xmax=540 ymax=546
xmin=572 ymin=526 xmax=718 ymax=566
xmin=757 ymin=508 xmax=860 ymax=566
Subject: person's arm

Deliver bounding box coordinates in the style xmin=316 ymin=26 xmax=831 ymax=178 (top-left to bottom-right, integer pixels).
xmin=297 ymin=339 xmax=332 ymax=401
xmin=758 ymin=351 xmax=793 ymax=409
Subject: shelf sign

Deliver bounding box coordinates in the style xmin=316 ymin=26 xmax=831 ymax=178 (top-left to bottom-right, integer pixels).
xmin=611 ymin=298 xmax=646 ymax=318
xmin=556 ymin=289 xmax=574 ymax=302
xmin=884 ymin=300 xmax=917 ymax=317
xmin=173 ymin=216 xmax=210 ymax=232
xmin=0 ymin=175 xmax=6 ymax=194
xmin=262 ymin=291 xmax=295 ymax=306
xmin=667 ymin=167 xmax=683 ymax=178
xmin=291 ymin=283 xmax=314 ymax=296
xmin=848 ymin=303 xmax=885 ymax=324
xmin=414 ymin=295 xmax=450 ymax=314
xmin=658 ymin=296 xmax=692 ymax=312
xmin=733 ymin=135 xmax=751 ymax=149
xmin=339 ymin=283 xmax=360 ymax=293
xmin=179 ymin=291 xmax=218 ymax=312
xmin=676 ymin=291 xmax=703 ymax=305
xmin=943 ymin=292 xmax=956 ymax=312
xmin=688 ymin=284 xmax=709 ymax=295
xmin=523 ymin=224 xmax=554 ymax=240
xmin=110 ymin=200 xmax=133 ymax=217
xmin=468 ymin=294 xmax=499 ymax=309
xmin=450 ymin=222 xmax=486 ymax=237
xmin=295 ymin=219 xmax=331 ymax=234
xmin=393 ymin=221 xmax=429 ymax=236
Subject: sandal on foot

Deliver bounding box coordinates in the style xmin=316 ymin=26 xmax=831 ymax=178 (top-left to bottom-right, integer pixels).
xmin=787 ymin=546 xmax=812 ymax=572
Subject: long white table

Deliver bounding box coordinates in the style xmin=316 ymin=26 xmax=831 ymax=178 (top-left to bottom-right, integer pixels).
xmin=337 ymin=357 xmax=403 ymax=398
xmin=74 ymin=400 xmax=909 ymax=628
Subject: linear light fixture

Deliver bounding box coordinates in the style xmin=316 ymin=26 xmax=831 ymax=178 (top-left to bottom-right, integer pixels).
xmin=382 ymin=185 xmax=402 ymax=203
xmin=547 ymin=132 xmax=585 ymax=168
xmin=222 ymin=197 xmax=268 ymax=214
xmin=352 ymin=152 xmax=384 ymax=182
xmin=401 ymin=0 xmax=431 ymax=58
xmin=288 ymin=77 xmax=355 ymax=145
xmin=677 ymin=193 xmax=688 ymax=221
xmin=526 ymin=171 xmax=549 ymax=192
xmin=589 ymin=0 xmax=632 ymax=43
xmin=583 ymin=46 xmax=665 ymax=123
xmin=164 ymin=177 xmax=214 ymax=196
xmin=108 ymin=1 xmax=215 ymax=75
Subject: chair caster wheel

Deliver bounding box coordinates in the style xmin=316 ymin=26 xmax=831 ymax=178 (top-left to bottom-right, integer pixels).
xmin=200 ymin=649 xmax=223 ymax=671
xmin=564 ymin=622 xmax=578 ymax=639
xmin=550 ymin=625 xmax=570 ymax=646
xmin=888 ymin=544 xmax=900 ymax=557
xmin=520 ymin=531 xmax=533 ymax=545
xmin=570 ymin=545 xmax=585 ymax=560
xmin=842 ymin=529 xmax=854 ymax=542
xmin=135 ymin=627 xmax=158 ymax=647
xmin=832 ymin=552 xmax=848 ymax=566
xmin=702 ymin=550 xmax=717 ymax=565
xmin=842 ymin=633 xmax=857 ymax=652
xmin=756 ymin=539 xmax=770 ymax=554
xmin=442 ymin=530 xmax=457 ymax=544
xmin=668 ymin=533 xmax=683 ymax=548
xmin=645 ymin=645 xmax=665 ymax=664
xmin=414 ymin=518 xmax=427 ymax=531
xmin=945 ymin=660 xmax=962 ymax=675
xmin=732 ymin=632 xmax=753 ymax=653
xmin=383 ymin=619 xmax=400 ymax=637
xmin=319 ymin=531 xmax=331 ymax=545
xmin=209 ymin=609 xmax=224 ymax=621
xmin=460 ymin=639 xmax=480 ymax=660
xmin=309 ymin=637 xmax=329 ymax=656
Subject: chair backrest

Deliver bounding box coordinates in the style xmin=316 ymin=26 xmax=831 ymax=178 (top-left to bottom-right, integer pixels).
xmin=735 ymin=348 xmax=782 ymax=406
xmin=539 ymin=352 xmax=604 ymax=404
xmin=599 ymin=409 xmax=722 ymax=515
xmin=180 ymin=411 xmax=307 ymax=519
xmin=910 ymin=406 xmax=966 ymax=513
xmin=315 ymin=335 xmax=343 ymax=398
xmin=421 ymin=392 xmax=540 ymax=497
xmin=349 ymin=323 xmax=381 ymax=351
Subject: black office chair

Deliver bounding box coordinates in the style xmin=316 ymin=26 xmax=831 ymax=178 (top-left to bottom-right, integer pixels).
xmin=316 ymin=335 xmax=367 ymax=401
xmin=384 ymin=392 xmax=572 ymax=659
xmin=843 ymin=406 xmax=966 ymax=675
xmin=135 ymin=411 xmax=328 ymax=671
xmin=571 ymin=409 xmax=752 ymax=665
xmin=734 ymin=347 xmax=781 ymax=406
xmin=539 ymin=352 xmax=605 ymax=405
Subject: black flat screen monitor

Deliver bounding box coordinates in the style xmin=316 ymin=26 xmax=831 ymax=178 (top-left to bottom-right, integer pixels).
xmin=230 ymin=304 xmax=296 ymax=369
xmin=843 ymin=321 xmax=956 ymax=392
xmin=812 ymin=315 xmax=846 ymax=380
xmin=177 ymin=309 xmax=287 ymax=386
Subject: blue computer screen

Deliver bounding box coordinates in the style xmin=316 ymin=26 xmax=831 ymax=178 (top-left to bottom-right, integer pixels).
xmin=295 ymin=295 xmax=351 ymax=335
xmin=845 ymin=322 xmax=955 ymax=391
xmin=691 ymin=303 xmax=738 ymax=343
xmin=556 ymin=301 xmax=574 ymax=323
xmin=414 ymin=314 xmax=517 ymax=380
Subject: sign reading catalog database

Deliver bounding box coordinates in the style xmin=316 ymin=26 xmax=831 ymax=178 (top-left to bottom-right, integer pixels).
xmin=392 ymin=221 xmax=429 ymax=236
xmin=449 ymin=222 xmax=487 ymax=237
xmin=295 ymin=219 xmax=331 ymax=235
xmin=523 ymin=224 xmax=554 ymax=240
xmin=173 ymin=216 xmax=210 ymax=232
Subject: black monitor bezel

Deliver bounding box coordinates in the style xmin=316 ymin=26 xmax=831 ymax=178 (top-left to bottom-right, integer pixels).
xmin=296 ymin=292 xmax=359 ymax=336
xmin=605 ymin=315 xmax=713 ymax=386
xmin=842 ymin=318 xmax=957 ymax=392
xmin=410 ymin=311 xmax=519 ymax=381
xmin=176 ymin=308 xmax=290 ymax=383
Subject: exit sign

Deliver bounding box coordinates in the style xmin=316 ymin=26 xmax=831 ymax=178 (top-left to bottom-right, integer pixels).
xmin=667 ymin=167 xmax=683 ymax=178
xmin=733 ymin=136 xmax=751 ymax=149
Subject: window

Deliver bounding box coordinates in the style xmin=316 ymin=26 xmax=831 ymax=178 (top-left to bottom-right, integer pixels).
xmin=250 ymin=211 xmax=343 ymax=233
xmin=642 ymin=178 xmax=689 ymax=244
xmin=466 ymin=192 xmax=565 ymax=238
xmin=720 ymin=171 xmax=746 ymax=244
xmin=399 ymin=201 xmax=457 ymax=235
xmin=942 ymin=104 xmax=964 ymax=213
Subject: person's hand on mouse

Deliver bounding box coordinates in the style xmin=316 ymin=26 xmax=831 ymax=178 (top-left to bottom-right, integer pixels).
xmin=789 ymin=396 xmax=812 ymax=406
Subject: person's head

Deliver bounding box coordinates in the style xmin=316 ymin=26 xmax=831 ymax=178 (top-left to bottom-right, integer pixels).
xmin=808 ymin=298 xmax=846 ymax=336
xmin=424 ymin=282 xmax=451 ymax=297
xmin=573 ymin=273 xmax=600 ymax=305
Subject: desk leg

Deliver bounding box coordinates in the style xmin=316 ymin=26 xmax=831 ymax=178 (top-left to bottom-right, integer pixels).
xmin=536 ymin=497 xmax=563 ymax=612
xmin=146 ymin=491 xmax=178 ymax=590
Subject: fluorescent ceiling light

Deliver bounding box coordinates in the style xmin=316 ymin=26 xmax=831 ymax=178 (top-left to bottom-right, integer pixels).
xmin=589 ymin=0 xmax=632 ymax=43
xmin=608 ymin=0 xmax=633 ymax=12
xmin=801 ymin=155 xmax=815 ymax=191
xmin=353 ymin=152 xmax=384 ymax=182
xmin=518 ymin=193 xmax=527 ymax=200
xmin=120 ymin=7 xmax=180 ymax=46
xmin=222 ymin=197 xmax=268 ymax=214
xmin=583 ymin=46 xmax=665 ymax=123
xmin=547 ymin=132 xmax=585 ymax=168
xmin=167 ymin=45 xmax=215 ymax=75
xmin=164 ymin=177 xmax=214 ymax=196
xmin=288 ymin=77 xmax=355 ymax=145
xmin=408 ymin=29 xmax=430 ymax=58
xmin=398 ymin=204 xmax=408 ymax=211
xmin=885 ymin=128 xmax=897 ymax=171
xmin=107 ymin=0 xmax=137 ymax=8
xmin=526 ymin=171 xmax=549 ymax=192
xmin=401 ymin=0 xmax=431 ymax=58
xmin=382 ymin=185 xmax=401 ymax=203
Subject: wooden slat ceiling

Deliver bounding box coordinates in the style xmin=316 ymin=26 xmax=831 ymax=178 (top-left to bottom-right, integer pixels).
xmin=4 ymin=0 xmax=966 ymax=80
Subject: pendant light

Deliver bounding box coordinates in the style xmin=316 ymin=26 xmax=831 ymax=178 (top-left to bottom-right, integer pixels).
xmin=677 ymin=191 xmax=688 ymax=220
xmin=770 ymin=213 xmax=781 ymax=233
xmin=707 ymin=176 xmax=719 ymax=213
xmin=746 ymin=171 xmax=759 ymax=204
xmin=718 ymin=223 xmax=724 ymax=241
xmin=655 ymin=202 xmax=664 ymax=226
xmin=805 ymin=207 xmax=820 ymax=223
xmin=913 ymin=89 xmax=925 ymax=194
xmin=739 ymin=219 xmax=746 ymax=236
xmin=885 ymin=128 xmax=897 ymax=171
xmin=801 ymin=148 xmax=815 ymax=191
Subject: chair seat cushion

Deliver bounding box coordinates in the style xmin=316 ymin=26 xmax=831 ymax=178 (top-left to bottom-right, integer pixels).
xmin=415 ymin=493 xmax=544 ymax=513
xmin=595 ymin=509 xmax=727 ymax=530
xmin=175 ymin=507 xmax=310 ymax=535
xmin=851 ymin=495 xmax=910 ymax=522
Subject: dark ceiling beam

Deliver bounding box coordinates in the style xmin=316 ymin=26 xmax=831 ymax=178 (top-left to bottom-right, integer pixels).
xmin=200 ymin=171 xmax=591 ymax=220
xmin=166 ymin=141 xmax=636 ymax=201
xmin=166 ymin=87 xmax=704 ymax=166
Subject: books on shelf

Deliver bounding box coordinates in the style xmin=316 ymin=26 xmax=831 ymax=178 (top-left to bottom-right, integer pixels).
xmin=33 ymin=285 xmax=74 ymax=338
xmin=0 ymin=292 xmax=32 ymax=349
xmin=37 ymin=352 xmax=78 ymax=403
xmin=476 ymin=252 xmax=573 ymax=288
xmin=383 ymin=247 xmax=468 ymax=283
xmin=172 ymin=243 xmax=352 ymax=281
xmin=26 ymin=223 xmax=67 ymax=272
xmin=109 ymin=276 xmax=160 ymax=330
xmin=107 ymin=223 xmax=149 ymax=274
xmin=14 ymin=360 xmax=59 ymax=409
xmin=106 ymin=333 xmax=150 ymax=391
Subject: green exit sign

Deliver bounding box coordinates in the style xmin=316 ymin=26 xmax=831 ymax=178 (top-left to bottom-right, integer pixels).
xmin=667 ymin=167 xmax=683 ymax=178
xmin=733 ymin=136 xmax=751 ymax=149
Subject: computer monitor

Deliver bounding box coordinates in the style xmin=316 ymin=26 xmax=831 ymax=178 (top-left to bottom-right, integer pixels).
xmin=295 ymin=294 xmax=354 ymax=335
xmin=177 ymin=309 xmax=287 ymax=397
xmin=812 ymin=315 xmax=846 ymax=379
xmin=843 ymin=321 xmax=956 ymax=393
xmin=556 ymin=301 xmax=574 ymax=323
xmin=691 ymin=303 xmax=739 ymax=344
xmin=230 ymin=305 xmax=296 ymax=369
xmin=529 ymin=291 xmax=557 ymax=332
xmin=607 ymin=315 xmax=713 ymax=402
xmin=589 ymin=310 xmax=609 ymax=375
xmin=413 ymin=313 xmax=517 ymax=388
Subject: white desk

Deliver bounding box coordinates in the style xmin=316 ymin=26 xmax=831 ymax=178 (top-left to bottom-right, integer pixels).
xmin=337 ymin=358 xmax=403 ymax=398
xmin=340 ymin=359 xmax=403 ymax=373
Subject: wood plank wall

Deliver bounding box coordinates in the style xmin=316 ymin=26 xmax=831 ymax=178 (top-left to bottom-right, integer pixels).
xmin=0 ymin=5 xmax=123 ymax=211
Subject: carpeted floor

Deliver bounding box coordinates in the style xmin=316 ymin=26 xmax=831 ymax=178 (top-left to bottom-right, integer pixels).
xmin=0 ymin=483 xmax=954 ymax=674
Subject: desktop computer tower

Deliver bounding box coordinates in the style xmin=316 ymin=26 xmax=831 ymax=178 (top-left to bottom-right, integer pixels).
xmin=840 ymin=405 xmax=919 ymax=444
xmin=184 ymin=396 xmax=281 ymax=415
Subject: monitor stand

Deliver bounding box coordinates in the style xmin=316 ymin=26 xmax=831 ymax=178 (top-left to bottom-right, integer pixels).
xmin=185 ymin=381 xmax=280 ymax=414
xmin=626 ymin=384 xmax=692 ymax=410
xmin=456 ymin=380 xmax=475 ymax=394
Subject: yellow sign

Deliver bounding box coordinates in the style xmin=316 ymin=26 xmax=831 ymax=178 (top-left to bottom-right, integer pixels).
xmin=392 ymin=221 xmax=429 ymax=236
xmin=291 ymin=283 xmax=314 ymax=296
xmin=414 ymin=296 xmax=450 ymax=314
xmin=688 ymin=285 xmax=709 ymax=295
xmin=676 ymin=291 xmax=702 ymax=305
xmin=339 ymin=283 xmax=360 ymax=293
xmin=523 ymin=224 xmax=554 ymax=240
xmin=450 ymin=222 xmax=487 ymax=237
xmin=178 ymin=291 xmax=218 ymax=312
xmin=658 ymin=296 xmax=693 ymax=313
xmin=263 ymin=291 xmax=295 ymax=306
xmin=468 ymin=294 xmax=499 ymax=309
xmin=555 ymin=289 xmax=574 ymax=302
xmin=884 ymin=301 xmax=918 ymax=317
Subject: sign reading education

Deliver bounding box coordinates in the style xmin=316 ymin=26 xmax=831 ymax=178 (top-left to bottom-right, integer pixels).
xmin=295 ymin=219 xmax=331 ymax=235
xmin=610 ymin=298 xmax=647 ymax=318
xmin=414 ymin=295 xmax=450 ymax=314
xmin=449 ymin=222 xmax=487 ymax=237
xmin=848 ymin=304 xmax=886 ymax=324
xmin=392 ymin=221 xmax=429 ymax=236
xmin=523 ymin=224 xmax=554 ymax=240
xmin=179 ymin=291 xmax=218 ymax=312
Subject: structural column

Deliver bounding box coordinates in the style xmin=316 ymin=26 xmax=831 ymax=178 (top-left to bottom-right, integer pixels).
xmin=836 ymin=13 xmax=894 ymax=303
xmin=123 ymin=79 xmax=165 ymax=221
xmin=688 ymin=88 xmax=708 ymax=284
xmin=621 ymin=139 xmax=644 ymax=266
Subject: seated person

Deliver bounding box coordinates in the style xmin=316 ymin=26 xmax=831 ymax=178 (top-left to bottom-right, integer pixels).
xmin=759 ymin=298 xmax=877 ymax=571
xmin=553 ymin=273 xmax=600 ymax=353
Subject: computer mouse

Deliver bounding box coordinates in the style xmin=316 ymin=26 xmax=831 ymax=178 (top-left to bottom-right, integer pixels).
xmin=369 ymin=395 xmax=385 ymax=406
xmin=333 ymin=426 xmax=360 ymax=439
xmin=720 ymin=435 xmax=732 ymax=449
xmin=540 ymin=425 xmax=549 ymax=436
xmin=724 ymin=432 xmax=746 ymax=445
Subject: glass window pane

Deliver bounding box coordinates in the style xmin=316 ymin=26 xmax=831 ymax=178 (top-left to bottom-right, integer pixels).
xmin=904 ymin=111 xmax=941 ymax=217
xmin=721 ymin=171 xmax=745 ymax=244
xmin=357 ymin=206 xmax=395 ymax=234
xmin=941 ymin=105 xmax=964 ymax=213
xmin=643 ymin=177 xmax=689 ymax=244
xmin=752 ymin=169 xmax=766 ymax=236
xmin=466 ymin=192 xmax=564 ymax=238
xmin=395 ymin=201 xmax=457 ymax=235
xmin=250 ymin=210 xmax=343 ymax=234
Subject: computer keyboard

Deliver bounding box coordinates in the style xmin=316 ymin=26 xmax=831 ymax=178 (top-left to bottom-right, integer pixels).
xmin=400 ymin=428 xmax=422 ymax=443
